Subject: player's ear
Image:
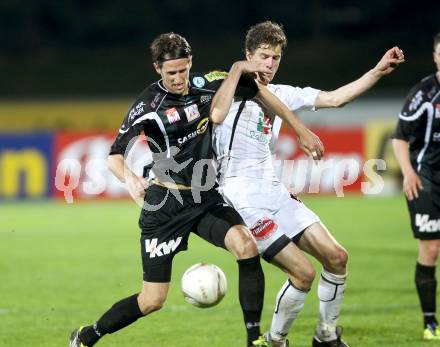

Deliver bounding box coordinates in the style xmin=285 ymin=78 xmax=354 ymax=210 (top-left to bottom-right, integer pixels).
xmin=153 ymin=63 xmax=162 ymax=75
xmin=245 ymin=50 xmax=253 ymax=61
xmin=188 ymin=56 xmax=193 ymax=69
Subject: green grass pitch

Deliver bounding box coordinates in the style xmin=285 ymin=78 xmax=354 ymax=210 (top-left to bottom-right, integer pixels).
xmin=0 ymin=196 xmax=433 ymax=346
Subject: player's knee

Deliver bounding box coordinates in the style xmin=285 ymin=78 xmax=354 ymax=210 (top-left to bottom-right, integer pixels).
xmin=237 ymin=236 xmax=258 ymax=258
xmin=227 ymin=226 xmax=258 ymax=259
xmin=286 ymin=261 xmax=315 ymax=291
xmin=137 ymin=293 xmax=166 ymax=315
xmin=299 ymin=264 xmax=316 ymax=289
xmin=425 ymin=243 xmax=440 ymax=262
xmin=326 ymin=247 xmax=348 ymax=272
xmin=303 ymin=265 xmax=316 ymax=285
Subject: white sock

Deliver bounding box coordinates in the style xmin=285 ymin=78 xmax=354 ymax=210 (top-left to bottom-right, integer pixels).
xmin=316 ymin=270 xmax=347 ymax=341
xmin=270 ymin=280 xmax=308 ymax=342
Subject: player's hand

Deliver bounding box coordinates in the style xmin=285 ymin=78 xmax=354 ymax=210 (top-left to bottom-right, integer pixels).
xmin=403 ymin=170 xmax=423 ymax=200
xmin=126 ymin=173 xmax=149 ymax=200
xmin=234 ymin=60 xmax=272 ymax=77
xmin=373 ymin=46 xmax=405 ymax=76
xmin=296 ymin=127 xmax=324 ymax=160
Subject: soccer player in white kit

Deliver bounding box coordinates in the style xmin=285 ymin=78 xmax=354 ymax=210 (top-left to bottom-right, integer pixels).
xmin=212 ymin=21 xmax=405 ymax=347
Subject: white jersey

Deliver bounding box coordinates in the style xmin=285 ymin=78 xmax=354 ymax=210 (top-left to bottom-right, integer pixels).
xmin=213 ymin=84 xmax=319 ymax=181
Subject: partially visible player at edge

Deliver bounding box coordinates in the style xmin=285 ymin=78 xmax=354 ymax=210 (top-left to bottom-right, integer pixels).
xmin=68 ymin=32 xmax=323 ymax=347
xmin=212 ymin=21 xmax=404 ymax=347
xmin=392 ymin=32 xmax=440 ymax=341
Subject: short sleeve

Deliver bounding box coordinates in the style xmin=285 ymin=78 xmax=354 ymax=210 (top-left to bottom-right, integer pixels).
xmin=271 ymin=84 xmax=320 ymax=111
xmin=109 ymin=100 xmax=150 ymax=155
xmin=392 ymin=84 xmax=426 ymax=141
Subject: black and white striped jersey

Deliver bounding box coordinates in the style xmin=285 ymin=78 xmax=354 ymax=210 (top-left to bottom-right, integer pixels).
xmin=110 ymin=71 xmax=258 ymax=186
xmin=393 ymin=73 xmax=440 ymax=183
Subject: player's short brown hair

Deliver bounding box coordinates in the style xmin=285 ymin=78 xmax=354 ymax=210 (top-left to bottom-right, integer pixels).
xmin=434 ymin=33 xmax=440 ymax=51
xmin=150 ymin=32 xmax=192 ymax=65
xmin=245 ymin=21 xmax=287 ymax=54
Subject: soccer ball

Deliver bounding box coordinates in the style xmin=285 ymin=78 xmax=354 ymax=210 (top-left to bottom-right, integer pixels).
xmin=181 ymin=263 xmax=227 ymax=308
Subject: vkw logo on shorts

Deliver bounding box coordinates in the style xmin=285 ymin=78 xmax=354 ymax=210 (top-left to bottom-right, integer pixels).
xmin=145 ymin=237 xmax=182 ymax=258
xmin=250 ymin=218 xmax=278 ymax=240
xmin=416 ymin=214 xmax=440 ymax=233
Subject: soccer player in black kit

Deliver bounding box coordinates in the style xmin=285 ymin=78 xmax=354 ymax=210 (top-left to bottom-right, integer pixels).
xmin=69 ymin=33 xmax=323 ymax=347
xmin=392 ymin=32 xmax=440 ymax=341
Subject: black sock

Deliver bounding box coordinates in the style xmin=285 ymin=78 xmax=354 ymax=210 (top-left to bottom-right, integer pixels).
xmin=415 ymin=262 xmax=437 ymax=327
xmin=237 ymin=255 xmax=265 ymax=346
xmin=80 ymin=293 xmax=143 ymax=346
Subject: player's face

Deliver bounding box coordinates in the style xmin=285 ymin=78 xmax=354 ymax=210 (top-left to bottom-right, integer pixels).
xmin=434 ymin=43 xmax=440 ymax=73
xmin=155 ymin=57 xmax=192 ymax=95
xmin=246 ymin=44 xmax=282 ymax=85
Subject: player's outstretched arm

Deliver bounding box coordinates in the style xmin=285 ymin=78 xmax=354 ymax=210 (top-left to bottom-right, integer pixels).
xmin=256 ymin=85 xmax=324 ymax=160
xmin=209 ymin=61 xmax=270 ymax=124
xmin=315 ymin=46 xmax=405 ymax=109
xmin=392 ymin=138 xmax=423 ymax=200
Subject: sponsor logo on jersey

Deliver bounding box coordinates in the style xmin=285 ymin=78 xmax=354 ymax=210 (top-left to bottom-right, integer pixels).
xmin=435 ymin=104 xmax=440 ymax=119
xmin=200 ymin=95 xmax=212 ymax=104
xmin=145 ymin=237 xmax=182 ymax=258
xmin=409 ymin=90 xmax=424 ymax=112
xmin=416 ymin=214 xmax=440 ymax=232
xmin=250 ymin=218 xmax=278 ymax=240
xmin=433 ymin=132 xmax=440 ymax=142
xmin=184 ymin=104 xmax=200 ymax=122
xmin=248 ymin=112 xmax=272 ymax=144
xmin=177 ymin=117 xmax=209 ymax=145
xmin=165 ymin=107 xmax=181 ymax=124
xmin=192 ymin=76 xmax=205 ymax=88
xmin=257 ymin=113 xmax=272 ymax=134
xmin=129 ymin=101 xmax=146 ymax=121
xmin=150 ymin=93 xmax=162 ymax=109
xmin=204 ymin=71 xmax=228 ymax=82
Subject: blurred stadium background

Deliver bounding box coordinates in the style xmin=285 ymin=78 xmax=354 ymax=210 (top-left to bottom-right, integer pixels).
xmin=1 ymin=1 xmax=439 ymax=346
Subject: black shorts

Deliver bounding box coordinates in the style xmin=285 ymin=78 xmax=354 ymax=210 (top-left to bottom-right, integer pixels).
xmin=406 ymin=179 xmax=440 ymax=240
xmin=138 ymin=185 xmax=245 ymax=282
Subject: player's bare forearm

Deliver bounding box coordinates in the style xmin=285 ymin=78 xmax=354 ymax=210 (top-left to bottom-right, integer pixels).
xmin=256 ymin=85 xmax=306 ymax=134
xmin=107 ymin=153 xmax=132 ymax=183
xmin=315 ymin=46 xmax=405 ymax=109
xmin=210 ymin=64 xmax=243 ymax=124
xmin=391 ymin=139 xmax=415 ymax=176
xmin=210 ymin=60 xmax=272 ymax=124
xmin=315 ymin=70 xmax=382 ymax=108
xmin=108 ymin=153 xmax=149 ymax=198
xmin=392 ymin=138 xmax=423 ymax=199
xmin=256 ymin=85 xmax=324 ymax=159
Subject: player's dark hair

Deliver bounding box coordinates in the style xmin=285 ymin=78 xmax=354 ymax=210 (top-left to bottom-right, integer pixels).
xmin=150 ymin=32 xmax=192 ymax=65
xmin=434 ymin=32 xmax=440 ymax=51
xmin=245 ymin=21 xmax=287 ymax=54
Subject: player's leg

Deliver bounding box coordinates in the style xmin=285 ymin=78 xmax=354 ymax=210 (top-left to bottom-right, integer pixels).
xmin=407 ymin=181 xmax=440 ymax=340
xmin=72 ymin=230 xmax=174 ymax=347
xmin=196 ymin=204 xmax=265 ymax=347
xmin=416 ymin=239 xmax=440 ymax=339
xmin=297 ymin=222 xmax=349 ymax=346
xmin=70 ymin=185 xmax=188 ymax=347
xmin=253 ymin=190 xmax=318 ymax=346
xmin=70 ymin=281 xmax=170 ymax=347
xmin=265 ymin=241 xmax=315 ymax=346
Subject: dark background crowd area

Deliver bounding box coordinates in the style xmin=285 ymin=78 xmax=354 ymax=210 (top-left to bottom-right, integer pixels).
xmin=1 ymin=0 xmax=439 ymax=98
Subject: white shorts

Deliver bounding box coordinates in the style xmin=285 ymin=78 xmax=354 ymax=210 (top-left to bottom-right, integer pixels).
xmin=219 ymin=177 xmax=320 ymax=260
